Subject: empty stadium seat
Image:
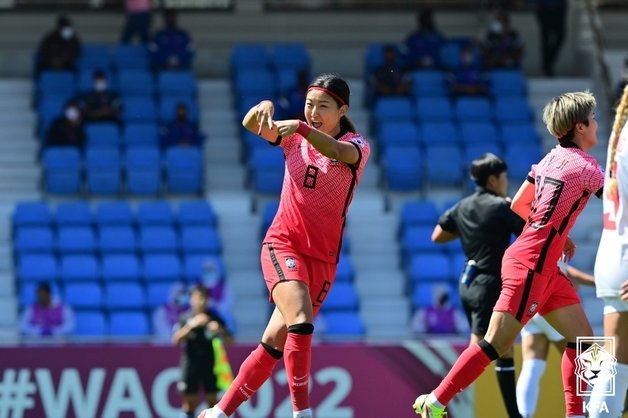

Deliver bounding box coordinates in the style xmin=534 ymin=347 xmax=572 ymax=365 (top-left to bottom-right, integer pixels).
xmin=494 ymin=97 xmax=534 ymax=124
xmin=136 ymin=201 xmax=174 ymax=226
xmin=157 ymin=70 xmax=198 ymax=98
xmin=98 ymin=226 xmax=137 ymax=254
xmin=85 ymin=123 xmax=121 ymax=149
xmin=56 ymin=226 xmax=97 ymax=254
xmin=381 ymin=146 xmax=422 ymax=191
xmin=17 ymin=254 xmax=58 ymax=283
xmin=488 ymin=69 xmax=527 ymax=97
xmin=14 ymin=227 xmax=55 ymax=254
xmin=64 ymin=282 xmax=104 ymax=310
xmin=101 ymin=254 xmax=141 ymax=282
xmin=113 ymin=44 xmax=150 ymax=70
xmin=420 ymin=121 xmax=460 ymax=146
xmin=454 ymin=97 xmax=492 ymax=122
xmin=377 ymin=121 xmax=421 ymax=151
xmin=407 ymin=253 xmax=453 ymax=284
xmin=77 ymin=43 xmax=111 ymax=72
xmin=42 ymin=147 xmax=82 ymax=195
xmin=13 ymin=202 xmax=52 ymax=229
xmin=231 ymin=43 xmax=271 ymax=72
xmin=177 ymin=200 xmax=217 ymax=227
xmin=335 ymin=254 xmax=355 ymax=283
xmin=54 ymin=201 xmax=93 ymax=227
xmin=164 ymin=147 xmax=203 ymax=194
xmin=105 ymin=283 xmax=147 ymax=310
xmin=321 ymin=312 xmax=366 ymax=338
xmin=322 ymin=282 xmax=360 ymax=312
xmin=399 ymin=200 xmax=439 ymax=229
xmin=459 ymin=121 xmax=500 ymax=145
xmin=424 ymin=144 xmax=464 ymax=188
xmin=410 ymin=70 xmax=448 ymax=98
xmin=415 ymin=96 xmax=454 ymax=122
xmin=122 ymin=97 xmax=157 ymax=123
xmin=139 ymin=226 xmax=179 ymax=254
xmin=109 ymin=311 xmax=150 ymax=336
xmin=123 ymin=122 xmax=159 ymax=148
xmin=85 ymin=148 xmax=122 ymax=195
xmin=143 ymin=254 xmax=182 ymax=282
xmin=271 ymin=42 xmax=311 ymax=72
xmin=74 ymin=311 xmax=108 ymax=336
xmin=95 ymin=201 xmax=133 ymax=227
xmin=59 ymin=255 xmax=99 ymax=282
xmin=372 ymin=97 xmax=414 ymax=126
xmin=400 ymin=226 xmax=440 ymax=261
xmin=125 ymin=147 xmax=162 ymax=196
xmin=180 ymin=227 xmax=221 ymax=254
xmin=146 ymin=282 xmax=174 ymax=307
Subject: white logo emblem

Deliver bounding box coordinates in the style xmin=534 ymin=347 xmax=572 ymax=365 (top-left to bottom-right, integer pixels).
xmin=350 ymin=136 xmax=366 ymax=148
xmin=575 ymin=336 xmax=617 ymax=396
xmin=285 ymin=257 xmax=297 ymax=270
xmin=527 ymin=301 xmax=538 ymax=315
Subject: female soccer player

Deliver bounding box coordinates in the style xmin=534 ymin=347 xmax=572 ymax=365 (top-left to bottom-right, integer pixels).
xmin=198 ymin=73 xmax=370 ymax=418
xmin=414 ymin=91 xmax=604 ymax=418
xmin=589 ymin=84 xmax=628 ymax=418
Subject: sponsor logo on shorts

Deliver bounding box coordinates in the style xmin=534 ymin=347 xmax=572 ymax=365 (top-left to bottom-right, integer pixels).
xmin=527 ymin=301 xmax=538 ymax=315
xmin=285 ymin=257 xmax=297 ymax=270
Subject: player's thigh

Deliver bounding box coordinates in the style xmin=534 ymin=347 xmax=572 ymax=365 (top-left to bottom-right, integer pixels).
xmin=272 ymin=279 xmax=313 ymax=325
xmin=261 ymin=306 xmax=289 ymax=349
xmin=520 ymin=332 xmax=551 ymax=360
xmin=484 ymin=311 xmax=524 ymax=356
xmin=542 ymin=303 xmax=593 ymax=342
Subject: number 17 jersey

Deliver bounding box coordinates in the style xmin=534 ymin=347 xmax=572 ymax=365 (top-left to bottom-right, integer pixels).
xmin=505 ymin=142 xmax=604 ymax=276
xmin=264 ymin=129 xmax=370 ymax=264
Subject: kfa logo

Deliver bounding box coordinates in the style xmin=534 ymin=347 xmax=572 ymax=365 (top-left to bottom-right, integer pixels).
xmin=575 ymin=336 xmax=617 ymax=414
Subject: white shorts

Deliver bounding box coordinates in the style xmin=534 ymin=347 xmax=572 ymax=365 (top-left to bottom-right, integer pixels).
xmin=601 ymin=297 xmax=628 ymax=314
xmin=520 ymin=314 xmax=564 ymax=342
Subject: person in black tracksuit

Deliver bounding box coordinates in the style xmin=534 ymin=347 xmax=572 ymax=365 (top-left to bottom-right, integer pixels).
xmin=173 ymin=284 xmax=232 ymax=418
xmin=431 ymin=153 xmax=525 ymax=418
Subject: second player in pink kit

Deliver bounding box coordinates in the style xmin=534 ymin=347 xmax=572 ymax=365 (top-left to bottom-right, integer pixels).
xmin=198 ymin=73 xmax=369 ymax=418
xmin=414 ymin=91 xmax=604 ymax=418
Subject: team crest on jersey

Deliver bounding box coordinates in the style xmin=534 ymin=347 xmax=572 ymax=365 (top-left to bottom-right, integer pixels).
xmin=285 ymin=257 xmax=297 ymax=270
xmin=350 ymin=136 xmax=366 ymax=148
xmin=528 ymin=301 xmax=538 ymax=315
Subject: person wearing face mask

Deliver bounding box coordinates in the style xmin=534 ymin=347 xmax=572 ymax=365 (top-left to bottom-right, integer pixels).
xmin=36 ymin=15 xmax=81 ymax=75
xmin=149 ymin=9 xmax=195 ymax=70
xmin=369 ymin=44 xmax=413 ymax=103
xmin=482 ymin=10 xmax=524 ymax=70
xmin=448 ymin=43 xmax=488 ymax=97
xmin=200 ymin=260 xmax=236 ymax=334
xmin=45 ymin=100 xmax=86 ymax=150
xmin=160 ymin=103 xmax=204 ymax=149
xmin=152 ymin=282 xmax=189 ymax=342
xmin=77 ymin=70 xmax=122 ymax=124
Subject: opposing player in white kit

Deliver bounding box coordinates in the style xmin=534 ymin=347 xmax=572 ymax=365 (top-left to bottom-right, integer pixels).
xmin=590 ymin=85 xmax=628 ymax=418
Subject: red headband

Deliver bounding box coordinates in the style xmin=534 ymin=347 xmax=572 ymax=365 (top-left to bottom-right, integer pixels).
xmin=307 ymin=86 xmax=347 ymax=106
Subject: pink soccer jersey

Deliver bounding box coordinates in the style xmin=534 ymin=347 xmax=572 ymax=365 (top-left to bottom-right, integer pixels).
xmin=505 ymin=143 xmax=604 ymax=275
xmin=264 ymin=130 xmax=370 ymax=263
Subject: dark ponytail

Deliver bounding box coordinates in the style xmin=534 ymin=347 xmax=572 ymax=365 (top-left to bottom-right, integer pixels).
xmin=309 ymin=73 xmax=356 ymax=133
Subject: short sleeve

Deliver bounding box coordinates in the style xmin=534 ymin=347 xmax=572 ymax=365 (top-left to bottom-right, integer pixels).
xmin=345 ymin=134 xmax=370 ymax=171
xmin=581 ymin=160 xmax=604 ymax=196
xmin=526 ymin=163 xmax=538 ymax=183
xmin=276 ymin=132 xmax=299 ymax=152
xmin=438 ymin=205 xmax=459 ymax=233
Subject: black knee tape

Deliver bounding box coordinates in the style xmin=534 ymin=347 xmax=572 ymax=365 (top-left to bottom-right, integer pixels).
xmin=478 ymin=339 xmax=500 ymax=361
xmin=261 ymin=342 xmax=283 ymax=359
xmin=496 ymin=358 xmax=514 ymax=368
xmin=566 ymin=341 xmax=588 ymax=351
xmin=287 ymin=322 xmax=314 ymax=335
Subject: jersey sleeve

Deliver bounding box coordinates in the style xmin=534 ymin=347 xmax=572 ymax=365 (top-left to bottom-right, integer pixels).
xmin=526 ymin=163 xmax=538 ymax=183
xmin=345 ymin=134 xmax=370 ymax=171
xmin=581 ymin=160 xmax=605 ymax=197
xmin=274 ymin=132 xmax=299 ymax=152
xmin=438 ymin=204 xmax=459 ymax=233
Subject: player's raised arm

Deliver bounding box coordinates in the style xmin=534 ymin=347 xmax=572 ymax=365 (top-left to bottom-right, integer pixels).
xmin=242 ymin=99 xmax=279 ymax=143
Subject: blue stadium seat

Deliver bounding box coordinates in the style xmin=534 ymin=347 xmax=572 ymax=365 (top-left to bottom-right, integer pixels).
xmin=158 ymin=96 xmax=199 ymax=123
xmin=415 ymin=96 xmax=454 ymax=122
xmin=399 ymin=200 xmax=439 ymax=229
xmin=322 ymin=312 xmax=365 ymax=338
xmin=136 ymin=201 xmax=174 ymax=226
xmin=101 ymin=254 xmax=141 ymax=282
xmin=109 ymin=311 xmax=150 ymax=336
xmin=494 ymin=97 xmax=534 ymax=124
xmin=117 ymin=69 xmax=154 ymax=97
xmin=410 ymin=70 xmax=448 ymax=98
xmin=488 ymin=69 xmax=527 ymax=97
xmin=143 ymin=254 xmax=182 ymax=282
xmin=424 ymin=144 xmax=464 ymax=187
xmin=157 ymin=70 xmax=198 ymax=98
xmin=381 ymin=146 xmax=422 ymax=191
xmin=125 ymin=147 xmax=162 ymax=196
xmin=146 ymin=282 xmax=175 ymax=307
xmin=74 ymin=311 xmax=108 ymax=336
xmin=85 ymin=122 xmax=120 ymax=149
xmin=123 ymin=122 xmax=159 ymax=148
xmin=459 ymin=121 xmax=500 ymax=145
xmin=322 ymin=282 xmax=360 ymax=312
xmin=335 ymin=254 xmax=355 ymax=282
xmin=98 ymin=226 xmax=137 ymax=254
xmin=105 ymin=283 xmax=147 ymax=310
xmin=36 ymin=71 xmax=76 ymax=100
xmin=463 ymin=143 xmax=503 ymax=173
xmin=177 ymin=200 xmax=217 ymax=227
xmin=411 ymin=282 xmax=454 ymax=308
xmin=85 ymin=148 xmax=122 ymax=196
xmin=64 ymin=282 xmax=104 ymax=310
xmin=139 ymin=226 xmax=179 ymax=254
xmin=95 ymin=201 xmax=133 ymax=227
xmin=112 ymin=44 xmax=150 ymax=70
xmin=260 ymin=200 xmax=279 ymax=239
xmin=504 ymin=144 xmax=543 ymax=182
xmin=42 ymin=147 xmax=82 ymax=195
xmin=122 ymin=97 xmax=158 ymax=123
xmin=372 ymin=97 xmax=414 ymax=125
xmin=234 ymin=69 xmax=276 ymax=97
xmin=56 ymin=226 xmax=96 ymax=254
xmin=17 ymin=254 xmax=58 ymax=283
xmin=499 ymin=122 xmax=541 ymax=148
xmin=407 ymin=253 xmax=453 ymax=284
xmin=275 ymin=68 xmax=299 ymax=95
xmin=77 ymin=43 xmax=111 ymax=72
xmin=400 ymin=226 xmax=440 ymax=261
xmin=37 ymin=96 xmax=67 ymax=140
xmin=454 ymin=97 xmax=493 ymax=122
xmin=271 ymin=43 xmax=311 ymax=72
xmin=13 ymin=202 xmax=52 ymax=229
xmin=54 ymin=201 xmax=93 ymax=227
xmin=377 ymin=121 xmax=421 ymax=151
xmin=230 ymin=43 xmax=270 ymax=72
xmin=420 ymin=121 xmax=460 ymax=146
xmin=14 ymin=227 xmax=54 ymax=254
xmin=165 ymin=147 xmax=203 ymax=194
xmin=439 ymin=41 xmax=462 ymax=70
xmin=248 ymin=147 xmax=285 ymax=195
xmin=180 ymin=227 xmax=222 ymax=255
xmin=59 ymin=255 xmax=99 ymax=282
xmin=182 ymin=254 xmax=225 ymax=282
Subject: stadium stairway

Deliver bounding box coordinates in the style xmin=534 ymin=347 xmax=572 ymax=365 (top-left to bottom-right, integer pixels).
xmin=0 ymin=79 xmax=40 ymax=343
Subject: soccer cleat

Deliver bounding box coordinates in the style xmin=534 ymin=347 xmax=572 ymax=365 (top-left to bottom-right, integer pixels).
xmin=413 ymin=394 xmax=447 ymax=417
xmin=197 ymin=408 xmax=228 ymax=418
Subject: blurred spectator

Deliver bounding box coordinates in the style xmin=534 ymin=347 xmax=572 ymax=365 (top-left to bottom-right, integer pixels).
xmin=411 ymin=288 xmax=467 ymax=335
xmin=404 ymin=8 xmax=446 ymax=70
xmin=120 ymin=0 xmax=152 ymax=44
xmin=277 ymin=69 xmax=309 ymax=120
xmin=482 ymin=10 xmax=524 ymax=69
xmin=200 ymin=259 xmax=236 ymax=333
xmin=36 ymin=15 xmax=81 ymax=75
xmin=152 ymin=282 xmax=189 ymax=342
xmin=369 ymin=44 xmax=412 ymax=101
xmin=160 ymin=103 xmax=204 ymax=149
xmin=531 ymin=0 xmax=567 ymax=77
xmin=448 ymin=43 xmax=488 ymax=97
xmin=615 ymin=56 xmax=628 ymax=104
xmin=149 ymin=9 xmax=195 ymax=70
xmin=19 ymin=282 xmax=75 ymax=338
xmin=77 ymin=69 xmax=122 ymax=123
xmin=45 ymin=100 xmax=86 ymax=150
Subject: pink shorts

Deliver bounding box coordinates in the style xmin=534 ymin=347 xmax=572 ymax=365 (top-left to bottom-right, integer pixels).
xmin=260 ymin=242 xmax=337 ymax=316
xmin=495 ymin=255 xmax=581 ymax=324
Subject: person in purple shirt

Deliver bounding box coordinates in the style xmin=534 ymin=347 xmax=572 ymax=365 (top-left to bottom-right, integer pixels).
xmin=149 ymin=9 xmax=195 ymax=70
xmin=153 ymin=282 xmax=189 ymax=342
xmin=19 ymin=282 xmax=74 ymax=338
xmin=160 ymin=103 xmax=204 ymax=149
xmin=411 ymin=288 xmax=467 ymax=335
